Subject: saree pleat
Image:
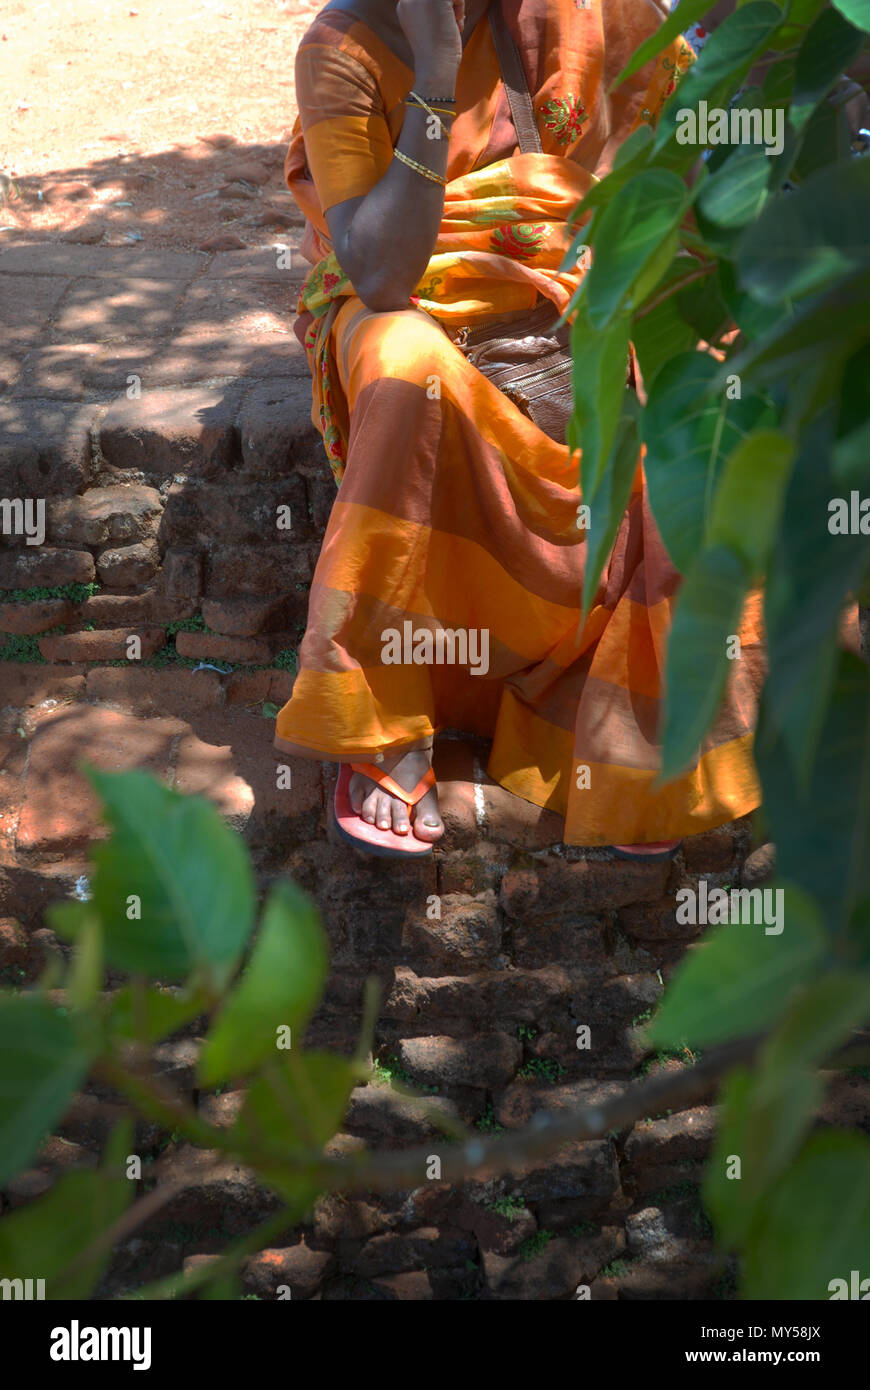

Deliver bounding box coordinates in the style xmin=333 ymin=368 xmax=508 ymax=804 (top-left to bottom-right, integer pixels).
xmin=274 ymin=0 xmax=764 ymax=845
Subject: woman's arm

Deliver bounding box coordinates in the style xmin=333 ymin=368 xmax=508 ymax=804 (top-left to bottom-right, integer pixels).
xmin=325 ymin=0 xmax=465 ymax=312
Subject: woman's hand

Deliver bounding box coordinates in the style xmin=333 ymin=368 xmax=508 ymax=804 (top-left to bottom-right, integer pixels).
xmin=396 ymin=0 xmax=464 ymax=90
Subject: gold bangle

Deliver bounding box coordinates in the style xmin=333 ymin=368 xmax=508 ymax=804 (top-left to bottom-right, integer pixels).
xmin=393 ymin=147 xmax=447 ymax=185
xmin=407 ymin=90 xmax=453 ymax=139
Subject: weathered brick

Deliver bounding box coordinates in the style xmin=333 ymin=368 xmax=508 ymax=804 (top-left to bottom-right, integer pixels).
xmin=157 ymin=547 xmax=202 ymax=606
xmin=0 ymin=546 xmax=95 ymax=590
xmin=158 ymin=476 xmax=308 ymax=548
xmin=174 ymin=631 xmax=272 ymax=664
xmin=85 ymin=665 xmax=224 ymax=714
xmin=38 ymin=628 xmax=165 ymax=663
xmin=96 ymin=540 xmax=160 ymax=586
xmin=0 ymin=272 xmax=70 ymax=348
xmin=200 ymin=595 xmax=294 ymax=637
xmin=48 ymin=485 xmax=162 ymax=546
xmin=401 ymin=891 xmax=501 ymax=971
xmin=12 ymin=342 xmax=102 ymax=399
xmin=242 ymin=1242 xmax=335 ymax=1300
xmin=513 ymin=1138 xmax=620 ymax=1208
xmin=0 ymin=400 xmax=96 ymax=494
xmin=0 ymin=598 xmax=73 ymax=634
xmin=205 ymin=543 xmax=313 ymax=595
xmin=0 ymin=243 xmax=202 ymax=278
xmin=99 ymin=385 xmax=244 ymax=479
xmin=395 ymin=1034 xmax=521 ymax=1090
xmin=500 ymin=857 xmax=670 ymax=923
xmin=225 ymin=668 xmax=294 ymax=707
xmin=53 ymin=276 xmax=187 ymax=341
xmin=237 ymin=377 xmax=323 ymax=479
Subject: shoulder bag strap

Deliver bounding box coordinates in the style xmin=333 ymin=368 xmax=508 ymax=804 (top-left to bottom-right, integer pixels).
xmin=488 ymin=3 xmax=542 ymax=155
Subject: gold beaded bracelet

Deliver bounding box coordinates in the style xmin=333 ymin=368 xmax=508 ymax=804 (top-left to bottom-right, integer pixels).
xmin=407 ymin=90 xmax=456 ymax=136
xmin=393 ymin=148 xmax=447 ymax=185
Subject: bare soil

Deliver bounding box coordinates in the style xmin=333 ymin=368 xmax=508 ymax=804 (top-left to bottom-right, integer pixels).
xmin=0 ymin=0 xmax=318 ymax=252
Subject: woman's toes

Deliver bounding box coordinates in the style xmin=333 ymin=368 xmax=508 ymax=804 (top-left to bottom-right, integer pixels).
xmin=413 ymin=790 xmax=443 ymax=842
xmin=349 ymin=773 xmax=364 ymax=814
xmin=375 ymin=792 xmax=392 ymax=830
xmin=361 ymin=786 xmax=379 ymax=824
xmin=391 ymin=798 xmax=410 ymax=835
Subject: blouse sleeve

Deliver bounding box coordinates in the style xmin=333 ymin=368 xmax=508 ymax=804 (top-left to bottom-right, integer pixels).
xmin=294 ymin=42 xmax=395 ymax=214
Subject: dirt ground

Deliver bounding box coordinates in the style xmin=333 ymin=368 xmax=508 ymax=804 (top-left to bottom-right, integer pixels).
xmin=0 ymin=0 xmax=320 ymax=251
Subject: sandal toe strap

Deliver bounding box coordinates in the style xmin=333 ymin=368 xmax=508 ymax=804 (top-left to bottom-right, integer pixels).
xmin=350 ymin=762 xmax=436 ymax=808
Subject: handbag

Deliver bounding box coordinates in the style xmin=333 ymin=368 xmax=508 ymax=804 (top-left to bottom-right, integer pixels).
xmin=448 ymin=4 xmax=575 ymax=444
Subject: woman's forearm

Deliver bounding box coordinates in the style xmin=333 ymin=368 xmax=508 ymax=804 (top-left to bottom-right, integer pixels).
xmin=332 ymin=68 xmax=458 ymax=311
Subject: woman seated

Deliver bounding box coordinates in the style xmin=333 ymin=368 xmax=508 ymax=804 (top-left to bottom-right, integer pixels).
xmin=273 ymin=0 xmax=764 ymax=857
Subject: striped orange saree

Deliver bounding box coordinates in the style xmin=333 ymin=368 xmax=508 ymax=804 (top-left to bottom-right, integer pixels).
xmin=274 ymin=0 xmax=764 ymax=846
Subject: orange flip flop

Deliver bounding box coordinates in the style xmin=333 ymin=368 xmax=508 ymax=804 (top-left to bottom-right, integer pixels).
xmin=334 ymin=761 xmax=438 ymax=857
xmin=612 ymin=840 xmax=682 ymax=861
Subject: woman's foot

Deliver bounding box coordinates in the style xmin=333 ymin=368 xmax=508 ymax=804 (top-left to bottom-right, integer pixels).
xmin=349 ymin=743 xmax=444 ymax=844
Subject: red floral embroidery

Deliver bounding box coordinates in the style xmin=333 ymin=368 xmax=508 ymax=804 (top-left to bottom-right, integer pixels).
xmin=541 ymin=94 xmax=588 ymax=145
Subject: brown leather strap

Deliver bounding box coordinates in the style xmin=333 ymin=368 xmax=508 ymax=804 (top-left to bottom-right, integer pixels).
xmin=489 ymin=2 xmax=542 ymax=155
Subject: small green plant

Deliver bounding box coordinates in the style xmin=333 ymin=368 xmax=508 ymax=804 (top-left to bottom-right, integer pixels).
xmin=519 ymin=1230 xmax=553 ymax=1262
xmin=569 ymin=1220 xmax=599 ymax=1238
xmin=516 ymin=1058 xmax=566 ymax=1085
xmin=599 ymin=1258 xmax=631 ymax=1279
xmin=475 ymin=1104 xmax=504 ymax=1135
xmin=2 ymin=581 xmax=99 ymax=604
xmin=517 ymin=1025 xmax=538 ymax=1042
xmin=486 ymin=1195 xmax=527 ymax=1222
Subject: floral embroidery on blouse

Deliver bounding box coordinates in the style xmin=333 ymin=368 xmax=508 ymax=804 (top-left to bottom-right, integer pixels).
xmin=540 ymin=94 xmax=589 ymax=145
xmin=490 ymin=223 xmax=548 ymax=260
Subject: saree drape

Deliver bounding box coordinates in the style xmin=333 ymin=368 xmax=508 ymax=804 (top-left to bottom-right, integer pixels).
xmin=273 ymin=0 xmax=764 ymax=846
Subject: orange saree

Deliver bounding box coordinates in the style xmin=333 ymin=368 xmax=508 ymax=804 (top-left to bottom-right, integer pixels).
xmin=273 ymin=0 xmax=764 ymax=846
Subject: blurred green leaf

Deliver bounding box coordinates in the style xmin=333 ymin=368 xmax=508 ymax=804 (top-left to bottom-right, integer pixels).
xmin=660 ymin=543 xmax=750 ymax=779
xmin=758 ymin=653 xmax=870 ymax=934
xmin=743 ymin=1130 xmax=870 ymax=1298
xmin=583 ymin=170 xmax=690 ymax=329
xmin=647 ymin=883 xmax=825 ymax=1048
xmin=705 ymin=1064 xmax=821 ymax=1246
xmin=569 ymin=297 xmax=632 ymax=495
xmin=0 ymin=995 xmax=95 ymax=1188
xmin=581 ymin=397 xmax=641 ymax=622
xmin=738 ymin=158 xmax=870 ymax=304
xmin=654 ymin=3 xmax=785 ymax=153
xmin=697 ymin=145 xmax=772 ymax=230
xmin=76 ymin=769 xmax=255 ymax=986
xmin=0 ymin=1121 xmax=132 ymax=1298
xmin=642 ymin=351 xmax=772 ymax=574
xmin=791 ymin=8 xmax=864 ymax=130
xmin=107 ymin=984 xmax=209 ymax=1045
xmin=198 ymin=880 xmax=329 ymax=1087
xmin=830 ymin=0 xmax=870 ymax=32
xmin=707 ymin=429 xmax=793 ymax=572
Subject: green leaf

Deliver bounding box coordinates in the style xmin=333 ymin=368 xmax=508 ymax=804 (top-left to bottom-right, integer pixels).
xmin=0 ymin=1124 xmax=132 ymax=1299
xmin=758 ymin=653 xmax=870 ymax=935
xmin=791 ymin=8 xmax=865 ymax=130
xmin=647 ymin=883 xmax=825 ymax=1048
xmin=631 ymin=273 xmax=699 ymax=388
xmin=707 ymin=429 xmax=793 ymax=572
xmin=642 ymin=351 xmax=772 ymax=574
xmin=0 ymin=994 xmax=95 ymax=1188
xmin=583 ymin=170 xmax=691 ymax=329
xmin=232 ymin=1052 xmax=356 ymax=1206
xmin=760 ymin=410 xmax=869 ymax=783
xmin=723 ymin=266 xmax=870 ymax=388
xmin=704 ymin=1064 xmax=821 ymax=1247
xmin=65 ymin=909 xmax=104 ymax=1011
xmin=609 ymin=0 xmax=714 ymax=89
xmin=791 ymin=93 xmax=853 ymax=181
xmin=654 ymin=3 xmax=786 ymax=153
xmin=738 ymin=157 xmax=870 ymax=304
xmin=107 ymin=984 xmax=209 ymax=1044
xmin=660 ymin=543 xmax=750 ymax=780
xmin=77 ymin=768 xmax=255 ymax=986
xmin=571 ymin=127 xmax=656 ymax=226
xmin=760 ymin=971 xmax=870 ymax=1079
xmin=674 ymin=265 xmax=732 ymax=344
xmin=767 ymin=0 xmax=828 ymax=50
xmin=569 ymin=297 xmax=632 ymax=495
xmin=198 ymin=880 xmax=329 ymax=1087
xmin=581 ymin=398 xmax=641 ymax=622
xmin=743 ymin=1131 xmax=870 ymax=1298
xmin=696 ymin=146 xmax=772 ymax=230
xmin=831 ymin=0 xmax=870 ymax=33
